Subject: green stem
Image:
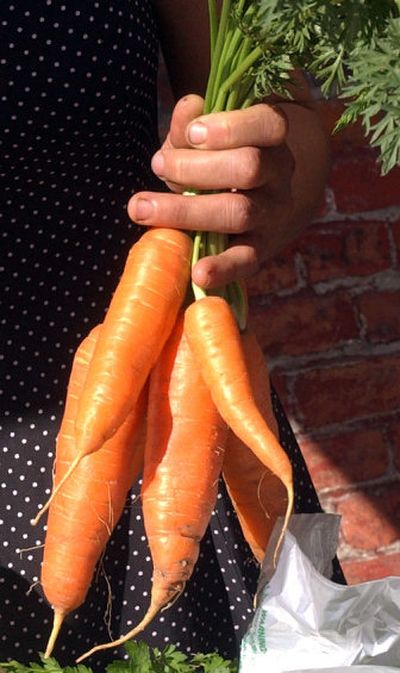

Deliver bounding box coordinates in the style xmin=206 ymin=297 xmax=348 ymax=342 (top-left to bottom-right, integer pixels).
xmin=241 ymin=94 xmax=257 ymax=109
xmin=224 ymin=35 xmax=255 ymax=110
xmin=226 ymin=281 xmax=248 ymax=331
xmin=207 ymin=0 xmax=218 ymax=62
xmin=230 ymin=32 xmax=252 ymax=72
xmin=239 ymin=75 xmax=258 ymax=109
xmin=204 ymin=0 xmax=232 ymax=114
xmin=226 ymin=87 xmax=239 ymax=112
xmin=191 ymin=232 xmax=207 ymax=301
xmin=209 ymin=21 xmax=237 ymax=110
xmin=213 ymin=45 xmax=263 ymax=111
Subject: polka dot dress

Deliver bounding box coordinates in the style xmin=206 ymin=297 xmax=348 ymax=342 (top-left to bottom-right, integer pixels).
xmin=0 ymin=1 xmax=345 ymax=668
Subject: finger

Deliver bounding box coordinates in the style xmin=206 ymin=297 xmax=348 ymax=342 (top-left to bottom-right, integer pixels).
xmin=151 ymin=146 xmax=269 ymax=191
xmin=232 ymin=193 xmax=294 ymax=259
xmin=128 ymin=189 xmax=273 ymax=234
xmin=191 ymin=197 xmax=294 ymax=288
xmin=186 ymin=103 xmax=288 ymax=150
xmin=165 ymin=94 xmax=205 ymax=150
xmin=192 ymin=246 xmax=260 ymax=289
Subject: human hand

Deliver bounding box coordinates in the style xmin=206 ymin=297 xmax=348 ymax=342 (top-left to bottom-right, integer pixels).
xmin=128 ymin=94 xmax=295 ymax=289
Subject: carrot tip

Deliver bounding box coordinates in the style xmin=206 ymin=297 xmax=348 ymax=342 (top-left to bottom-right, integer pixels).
xmin=75 ymin=601 xmax=161 ymax=663
xmin=272 ymin=484 xmax=294 ymax=568
xmin=44 ymin=609 xmax=65 ymax=658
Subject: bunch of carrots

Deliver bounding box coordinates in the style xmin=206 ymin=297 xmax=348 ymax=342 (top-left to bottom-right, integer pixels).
xmin=31 ymin=1 xmax=295 ymax=663
xmin=33 ymin=226 xmax=293 ymax=663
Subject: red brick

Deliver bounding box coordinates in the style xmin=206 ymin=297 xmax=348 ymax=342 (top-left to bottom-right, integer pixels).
xmin=337 ymin=484 xmax=400 ymax=551
xmin=293 ymin=355 xmax=400 ymax=429
xmin=341 ymin=553 xmax=400 ymax=584
xmin=329 ymin=148 xmax=400 ymax=213
xmin=315 ymin=189 xmax=331 ymax=219
xmin=249 ymin=291 xmax=358 ymax=357
xmin=247 ymin=249 xmax=298 ymax=296
xmin=299 ymin=429 xmax=389 ymax=490
xmin=392 ymin=219 xmax=400 ymax=253
xmin=298 ymin=221 xmax=391 ymax=283
xmin=357 ymin=291 xmax=400 ymax=344
xmin=389 ymin=421 xmax=400 ymax=473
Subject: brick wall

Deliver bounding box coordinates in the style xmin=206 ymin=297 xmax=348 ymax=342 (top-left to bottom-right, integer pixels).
xmin=158 ymin=74 xmax=400 ymax=584
xmin=248 ymin=101 xmax=400 ymax=584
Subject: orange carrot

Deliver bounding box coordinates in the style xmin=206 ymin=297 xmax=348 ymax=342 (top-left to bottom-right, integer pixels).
xmin=34 ymin=229 xmax=191 ymax=509
xmin=75 ymin=227 xmax=192 ymax=456
xmin=222 ymin=329 xmax=288 ymax=564
xmin=40 ymin=327 xmax=147 ymax=658
xmin=31 ymin=326 xmax=103 ymax=526
xmin=77 ymin=313 xmax=228 ymax=661
xmin=183 ymin=296 xmax=294 ymax=561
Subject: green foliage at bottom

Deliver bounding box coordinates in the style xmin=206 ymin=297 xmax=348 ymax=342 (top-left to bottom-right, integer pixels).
xmin=0 ymin=641 xmax=238 ymax=673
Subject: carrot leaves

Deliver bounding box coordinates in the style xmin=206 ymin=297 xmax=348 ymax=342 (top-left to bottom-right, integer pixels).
xmin=204 ymin=0 xmax=400 ymax=164
xmin=0 ymin=643 xmax=238 ymax=673
xmin=0 ymin=655 xmax=92 ymax=673
xmin=333 ymin=16 xmax=400 ymax=174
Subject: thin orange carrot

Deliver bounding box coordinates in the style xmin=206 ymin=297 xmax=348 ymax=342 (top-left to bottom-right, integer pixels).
xmin=31 ymin=325 xmax=104 ymax=525
xmin=222 ymin=329 xmax=288 ymax=564
xmin=183 ymin=296 xmax=294 ymax=561
xmin=75 ymin=227 xmax=192 ymax=456
xmin=40 ymin=327 xmax=147 ymax=658
xmin=77 ymin=312 xmax=228 ymax=661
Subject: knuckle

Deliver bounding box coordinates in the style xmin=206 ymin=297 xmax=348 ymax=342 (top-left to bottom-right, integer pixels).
xmin=221 ymin=116 xmax=234 ymax=146
xmin=175 ymin=197 xmax=191 ymax=225
xmin=268 ymin=105 xmax=289 ymax=144
xmin=231 ymin=195 xmax=255 ymax=233
xmin=172 ymin=155 xmax=186 ymax=186
xmin=228 ymin=245 xmax=259 ymax=281
xmin=238 ymin=147 xmax=264 ymax=188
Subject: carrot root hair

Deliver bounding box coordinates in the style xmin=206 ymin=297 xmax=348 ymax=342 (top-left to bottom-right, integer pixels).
xmin=75 ymin=584 xmax=184 ymax=663
xmin=273 ymin=489 xmax=293 ymax=567
xmin=30 ymin=453 xmax=84 ymax=527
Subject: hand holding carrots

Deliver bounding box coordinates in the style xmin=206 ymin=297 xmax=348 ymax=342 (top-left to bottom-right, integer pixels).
xmin=128 ymin=94 xmax=295 ymax=289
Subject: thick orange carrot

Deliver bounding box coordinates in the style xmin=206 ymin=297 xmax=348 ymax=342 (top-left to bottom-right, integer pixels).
xmin=77 ymin=313 xmax=228 ymax=661
xmin=75 ymin=227 xmax=192 ymax=457
xmin=222 ymin=329 xmax=288 ymax=564
xmin=40 ymin=327 xmax=147 ymax=658
xmin=183 ymin=296 xmax=294 ymax=560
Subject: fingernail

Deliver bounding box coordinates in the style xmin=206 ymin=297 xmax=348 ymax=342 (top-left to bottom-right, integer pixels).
xmin=133 ymin=198 xmax=155 ymax=221
xmin=151 ymin=151 xmax=165 ymax=176
xmin=188 ymin=122 xmax=208 ymax=145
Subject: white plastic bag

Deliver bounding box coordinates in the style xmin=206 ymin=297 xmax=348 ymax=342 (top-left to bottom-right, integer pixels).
xmin=239 ymin=513 xmax=400 ymax=673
